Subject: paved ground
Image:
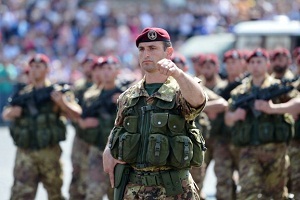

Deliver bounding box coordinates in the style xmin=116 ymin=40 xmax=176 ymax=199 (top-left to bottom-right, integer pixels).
xmin=0 ymin=125 xmax=216 ymax=200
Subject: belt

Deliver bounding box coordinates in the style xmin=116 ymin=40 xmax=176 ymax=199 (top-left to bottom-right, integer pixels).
xmin=129 ymin=169 xmax=189 ymax=187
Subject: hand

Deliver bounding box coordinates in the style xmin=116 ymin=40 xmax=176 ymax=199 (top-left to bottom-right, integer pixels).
xmin=78 ymin=117 xmax=99 ymax=129
xmin=103 ymin=146 xmax=126 ymax=188
xmin=51 ymin=91 xmax=64 ymax=106
xmin=254 ymin=100 xmax=273 ymax=114
xmin=234 ymin=108 xmax=247 ymax=121
xmin=157 ymin=58 xmax=182 ymax=78
xmin=112 ymin=93 xmax=121 ymax=104
xmin=11 ymin=106 xmax=22 ymax=118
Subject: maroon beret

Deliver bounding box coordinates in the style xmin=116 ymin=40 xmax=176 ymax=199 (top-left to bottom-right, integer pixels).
xmin=93 ymin=55 xmax=119 ymax=69
xmin=199 ymin=54 xmax=219 ymax=66
xmin=81 ymin=54 xmax=97 ymax=65
xmin=136 ymin=27 xmax=171 ymax=47
xmin=239 ymin=49 xmax=252 ymax=61
xmin=270 ymin=47 xmax=291 ymax=60
xmin=223 ymin=49 xmax=242 ymax=62
xmin=191 ymin=53 xmax=205 ymax=64
xmin=29 ymin=54 xmax=50 ymax=66
xmin=246 ymin=48 xmax=269 ymax=63
xmin=292 ymin=47 xmax=300 ymax=58
xmin=296 ymin=55 xmax=300 ymax=64
xmin=171 ymin=52 xmax=187 ymax=65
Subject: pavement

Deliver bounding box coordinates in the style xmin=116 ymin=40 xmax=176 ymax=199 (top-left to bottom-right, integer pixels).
xmin=0 ymin=125 xmax=216 ymax=200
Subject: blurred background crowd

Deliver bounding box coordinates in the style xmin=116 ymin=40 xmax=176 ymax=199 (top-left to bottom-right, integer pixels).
xmin=0 ymin=0 xmax=300 ymax=124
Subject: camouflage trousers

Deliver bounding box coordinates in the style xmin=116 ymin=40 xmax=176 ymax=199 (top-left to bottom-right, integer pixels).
xmin=123 ymin=173 xmax=200 ymax=200
xmin=69 ymin=135 xmax=90 ymax=200
xmin=288 ymin=140 xmax=300 ymax=198
xmin=86 ymin=145 xmax=113 ymax=200
xmin=237 ymin=143 xmax=289 ymax=200
xmin=10 ymin=145 xmax=64 ymax=200
xmin=213 ymin=141 xmax=240 ymax=200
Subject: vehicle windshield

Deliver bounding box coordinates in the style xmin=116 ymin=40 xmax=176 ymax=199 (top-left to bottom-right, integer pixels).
xmin=235 ymin=35 xmax=292 ymax=51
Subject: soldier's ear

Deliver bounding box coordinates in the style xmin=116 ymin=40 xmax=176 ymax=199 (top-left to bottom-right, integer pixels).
xmin=166 ymin=47 xmax=173 ymax=59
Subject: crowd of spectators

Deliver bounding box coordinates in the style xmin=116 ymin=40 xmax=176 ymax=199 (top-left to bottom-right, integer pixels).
xmin=0 ymin=0 xmax=299 ymax=124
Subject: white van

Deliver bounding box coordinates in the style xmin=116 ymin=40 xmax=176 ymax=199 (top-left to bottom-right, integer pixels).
xmin=233 ymin=15 xmax=300 ymax=51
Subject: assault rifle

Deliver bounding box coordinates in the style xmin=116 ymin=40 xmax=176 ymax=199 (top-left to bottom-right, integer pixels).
xmin=81 ymin=80 xmax=134 ymax=118
xmin=219 ymin=72 xmax=250 ymax=100
xmin=8 ymin=83 xmax=71 ymax=116
xmin=231 ymin=76 xmax=299 ymax=117
xmin=81 ymin=87 xmax=123 ymax=118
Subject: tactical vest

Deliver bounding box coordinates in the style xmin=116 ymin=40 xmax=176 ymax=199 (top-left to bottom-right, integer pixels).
xmin=10 ymin=101 xmax=66 ymax=149
xmin=109 ymin=96 xmax=206 ymax=170
xmin=77 ymin=87 xmax=120 ymax=150
xmin=77 ymin=113 xmax=116 ymax=150
xmin=231 ymin=112 xmax=294 ymax=146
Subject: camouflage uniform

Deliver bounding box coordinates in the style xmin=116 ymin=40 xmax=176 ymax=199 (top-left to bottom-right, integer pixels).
xmin=69 ymin=78 xmax=93 ymax=200
xmin=214 ymin=79 xmax=242 ymax=200
xmin=109 ymin=77 xmax=207 ymax=199
xmin=272 ymin=69 xmax=298 ymax=199
xmin=8 ymin=82 xmax=73 ymax=200
xmin=11 ymin=146 xmax=63 ymax=200
xmin=288 ymin=80 xmax=300 ymax=198
xmin=206 ymin=77 xmax=240 ymax=200
xmin=80 ymin=84 xmax=120 ymax=200
xmin=229 ymin=75 xmax=297 ymax=199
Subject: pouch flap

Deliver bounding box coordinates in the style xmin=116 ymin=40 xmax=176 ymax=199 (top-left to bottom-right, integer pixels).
xmin=123 ymin=116 xmax=138 ymax=133
xmin=151 ymin=113 xmax=168 ymax=127
xmin=168 ymin=114 xmax=185 ymax=133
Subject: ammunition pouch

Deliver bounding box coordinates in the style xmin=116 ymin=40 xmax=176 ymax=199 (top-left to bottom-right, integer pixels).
xmin=10 ymin=113 xmax=66 ymax=149
xmin=129 ymin=168 xmax=189 ymax=196
xmin=231 ymin=123 xmax=252 ymax=146
xmin=77 ymin=115 xmax=115 ymax=150
xmin=110 ymin=126 xmax=141 ymax=164
xmin=232 ymin=116 xmax=293 ymax=146
xmin=36 ymin=114 xmax=66 ymax=148
xmin=110 ymin=113 xmax=206 ymax=169
xmin=10 ymin=119 xmax=31 ymax=148
xmin=78 ymin=127 xmax=99 ymax=146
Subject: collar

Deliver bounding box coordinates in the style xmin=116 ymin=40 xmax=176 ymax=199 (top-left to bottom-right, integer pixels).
xmin=130 ymin=76 xmax=178 ymax=102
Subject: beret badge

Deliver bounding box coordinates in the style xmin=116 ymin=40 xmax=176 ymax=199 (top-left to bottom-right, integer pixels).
xmin=147 ymin=30 xmax=157 ymax=40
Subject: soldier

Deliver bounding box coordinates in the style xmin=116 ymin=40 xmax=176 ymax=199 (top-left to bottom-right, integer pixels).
xmin=293 ymin=48 xmax=300 ymax=75
xmin=69 ymin=54 xmax=96 ymax=200
xmin=191 ymin=53 xmax=205 ymax=78
xmin=172 ymin=52 xmax=228 ymax=199
xmin=225 ymin=48 xmax=298 ymax=199
xmin=270 ymin=47 xmax=295 ymax=80
xmin=203 ymin=49 xmax=247 ymax=200
xmin=269 ymin=47 xmax=298 ymax=197
xmin=2 ymin=53 xmax=82 ymax=200
xmin=76 ymin=55 xmax=123 ymax=200
xmin=198 ymin=53 xmax=240 ymax=199
xmin=276 ymin=51 xmax=300 ymax=199
xmin=103 ymin=27 xmax=207 ymax=199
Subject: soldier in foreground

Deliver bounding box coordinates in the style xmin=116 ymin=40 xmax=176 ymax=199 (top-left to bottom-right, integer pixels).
xmin=2 ymin=54 xmax=81 ymax=200
xmin=103 ymin=27 xmax=207 ymax=199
